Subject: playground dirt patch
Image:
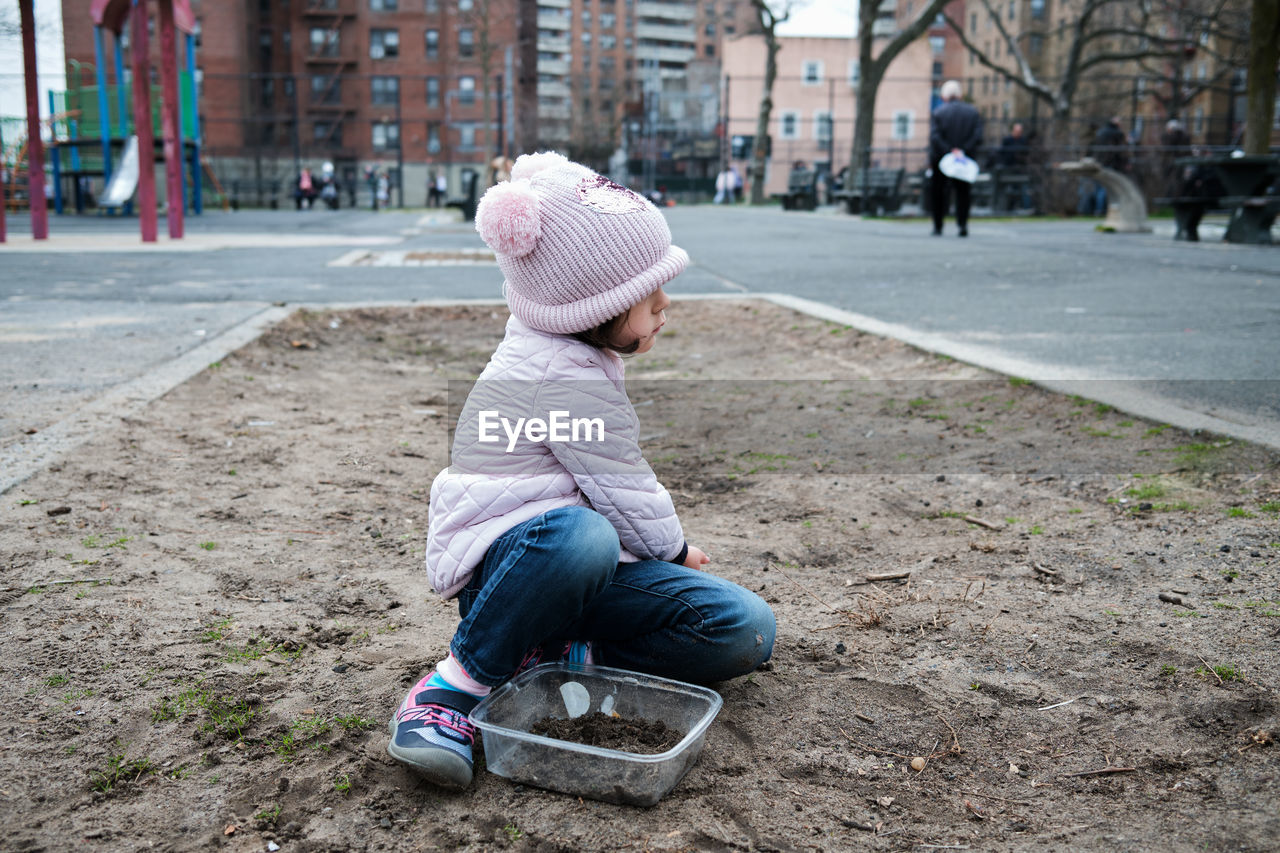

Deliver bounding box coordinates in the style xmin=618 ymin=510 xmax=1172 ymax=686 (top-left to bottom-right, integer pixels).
xmin=2 ymin=299 xmax=1278 ymax=852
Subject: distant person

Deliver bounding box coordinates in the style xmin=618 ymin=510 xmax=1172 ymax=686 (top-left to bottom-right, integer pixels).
xmin=366 ymin=166 xmax=379 ymax=211
xmin=384 ymin=151 xmax=774 ymax=790
xmin=1085 ymin=116 xmax=1128 ymax=216
xmin=713 ymin=167 xmax=733 ymax=204
xmin=997 ymin=123 xmax=1029 ymax=169
xmin=1160 ymin=119 xmax=1192 ymax=196
xmin=929 ymin=79 xmax=983 ymax=237
xmin=729 ymin=166 xmax=743 ymax=202
xmin=295 ymin=168 xmax=316 ymax=210
xmin=996 ymin=123 xmax=1031 ymax=210
xmin=375 ymin=172 xmax=390 ymax=211
xmin=435 ymin=172 xmax=448 ymax=206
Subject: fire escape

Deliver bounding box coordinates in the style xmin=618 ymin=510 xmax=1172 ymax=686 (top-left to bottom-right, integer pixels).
xmin=301 ymin=0 xmax=358 ymax=156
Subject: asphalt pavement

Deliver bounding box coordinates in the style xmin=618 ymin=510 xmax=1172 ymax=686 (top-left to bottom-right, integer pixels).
xmin=1 ymin=203 xmax=1278 ymax=492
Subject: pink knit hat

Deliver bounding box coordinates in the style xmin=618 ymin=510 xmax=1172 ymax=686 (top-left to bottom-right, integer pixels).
xmin=474 ymin=151 xmax=689 ymax=335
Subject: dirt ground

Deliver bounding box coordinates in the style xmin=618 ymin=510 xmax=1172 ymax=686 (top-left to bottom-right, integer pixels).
xmin=2 ymin=299 xmax=1278 ymax=852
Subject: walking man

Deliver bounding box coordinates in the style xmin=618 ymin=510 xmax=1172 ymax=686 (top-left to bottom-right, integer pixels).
xmin=929 ymin=80 xmax=983 ymax=237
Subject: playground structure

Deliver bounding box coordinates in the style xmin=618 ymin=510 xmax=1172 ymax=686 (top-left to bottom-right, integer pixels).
xmin=2 ymin=0 xmax=201 ymax=244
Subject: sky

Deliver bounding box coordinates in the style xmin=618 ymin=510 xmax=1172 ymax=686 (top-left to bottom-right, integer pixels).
xmin=0 ymin=0 xmax=67 ymax=121
xmin=775 ymin=0 xmax=859 ymax=39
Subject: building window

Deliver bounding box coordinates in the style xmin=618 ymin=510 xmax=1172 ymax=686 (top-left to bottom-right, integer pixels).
xmin=314 ymin=121 xmax=342 ymax=146
xmin=780 ymin=111 xmax=799 ymax=140
xmin=459 ymin=28 xmax=474 ymax=57
xmin=802 ymin=60 xmax=823 ymax=85
xmin=425 ymin=29 xmax=439 ymax=58
xmin=582 ymin=9 xmax=592 ymax=25
xmin=892 ymin=110 xmax=914 ymax=140
xmin=705 ymin=22 xmax=715 ymax=36
xmin=814 ymin=110 xmax=832 ymax=143
xmin=261 ymin=78 xmax=275 ymax=108
xmin=373 ymin=121 xmax=401 ymax=149
xmin=311 ymin=74 xmax=341 ymax=104
xmin=459 ymin=0 xmax=473 ymax=10
xmin=932 ymin=60 xmax=943 ymax=79
xmin=704 ymin=43 xmax=714 ymax=57
xmin=427 ymin=121 xmax=442 ymax=153
xmin=582 ymin=32 xmax=592 ymax=45
xmin=457 ymin=122 xmax=477 ymax=150
xmin=458 ymin=75 xmax=476 ymax=106
xmin=1030 ymin=0 xmax=1045 ymax=20
xmin=600 ymin=34 xmax=616 ymax=49
xmin=310 ymin=27 xmax=339 ymax=57
xmin=371 ymin=29 xmax=400 ymax=59
xmin=1008 ymin=0 xmax=1015 ymax=20
xmin=929 ymin=35 xmax=945 ymax=56
xmin=848 ymin=60 xmax=859 ymax=86
xmin=426 ymin=76 xmax=440 ymax=107
xmin=425 ymin=0 xmax=439 ymax=11
xmin=970 ymin=12 xmax=977 ymax=32
xmin=1194 ymin=106 xmax=1205 ymax=135
xmin=371 ymin=75 xmax=399 ymax=104
xmin=601 ymin=13 xmax=616 ymax=28
xmin=1029 ymin=34 xmax=1043 ymax=56
xmin=371 ymin=0 xmax=399 ymax=9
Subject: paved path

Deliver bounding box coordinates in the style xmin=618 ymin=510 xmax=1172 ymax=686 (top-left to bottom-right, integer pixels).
xmin=2 ymin=205 xmax=1277 ymax=491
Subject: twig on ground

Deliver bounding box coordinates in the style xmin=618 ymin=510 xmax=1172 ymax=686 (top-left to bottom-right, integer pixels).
xmin=3 ymin=576 xmax=114 ymax=592
xmin=1195 ymin=652 xmax=1225 ymax=685
xmin=865 ymin=570 xmax=911 ymax=583
xmin=1032 ymin=564 xmax=1058 ymax=577
xmin=855 ymin=712 xmax=876 ymax=724
xmin=937 ymin=714 xmax=962 ymax=754
xmin=1064 ymin=766 xmax=1137 ymax=778
xmin=1037 ymin=697 xmax=1080 ymax=711
xmin=963 ymin=515 xmax=1002 ymax=530
xmin=770 ymin=562 xmax=851 ymax=617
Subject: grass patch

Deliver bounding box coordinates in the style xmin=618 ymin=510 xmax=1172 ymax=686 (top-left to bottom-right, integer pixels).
xmin=1226 ymin=507 xmax=1256 ymax=518
xmin=89 ymin=748 xmax=157 ymax=794
xmin=151 ymin=684 xmax=257 ymax=740
xmin=275 ymin=717 xmax=335 ymax=762
xmin=1258 ymin=501 xmax=1280 ymax=514
xmin=1126 ymin=483 xmax=1167 ymax=500
xmin=1195 ymin=664 xmax=1243 ymax=683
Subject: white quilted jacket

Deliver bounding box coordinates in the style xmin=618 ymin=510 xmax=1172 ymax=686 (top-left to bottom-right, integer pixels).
xmin=425 ymin=316 xmax=685 ymax=598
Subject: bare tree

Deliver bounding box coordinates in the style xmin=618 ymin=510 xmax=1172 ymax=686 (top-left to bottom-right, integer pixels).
xmin=745 ymin=0 xmax=791 ymax=204
xmin=1133 ymin=0 xmax=1250 ymax=124
xmin=1243 ymin=0 xmax=1280 ymax=154
xmin=849 ymin=0 xmax=953 ymax=182
xmin=942 ymin=0 xmax=1236 ymax=120
xmin=461 ymin=0 xmax=515 ymax=167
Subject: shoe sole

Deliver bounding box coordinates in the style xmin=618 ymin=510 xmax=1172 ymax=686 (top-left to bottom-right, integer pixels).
xmin=386 ymin=717 xmax=473 ymax=788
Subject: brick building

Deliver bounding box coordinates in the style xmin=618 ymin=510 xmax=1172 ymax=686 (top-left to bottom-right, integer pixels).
xmin=60 ymin=0 xmax=538 ymax=206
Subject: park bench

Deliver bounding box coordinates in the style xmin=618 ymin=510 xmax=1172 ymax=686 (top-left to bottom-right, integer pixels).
xmin=1154 ymin=193 xmax=1280 ymax=243
xmin=1158 ymin=155 xmax=1279 ymax=243
xmin=831 ymin=167 xmax=905 ymax=215
xmin=989 ymin=167 xmax=1032 ymax=212
xmin=771 ymin=167 xmax=819 ymax=210
xmin=447 ymin=171 xmax=480 ymax=221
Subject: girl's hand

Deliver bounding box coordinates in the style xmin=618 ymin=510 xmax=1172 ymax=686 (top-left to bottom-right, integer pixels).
xmin=682 ymin=546 xmax=710 ymax=570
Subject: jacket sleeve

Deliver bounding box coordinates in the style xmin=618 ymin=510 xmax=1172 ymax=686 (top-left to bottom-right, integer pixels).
xmin=534 ymin=375 xmax=685 ymax=563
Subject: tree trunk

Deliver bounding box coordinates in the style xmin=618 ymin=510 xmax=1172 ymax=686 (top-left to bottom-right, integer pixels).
xmin=750 ymin=37 xmax=779 ymax=204
xmin=1243 ymin=0 xmax=1280 ymax=154
xmin=850 ymin=65 xmax=883 ymax=180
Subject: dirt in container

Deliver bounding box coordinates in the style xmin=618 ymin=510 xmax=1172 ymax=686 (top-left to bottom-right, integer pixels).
xmin=531 ymin=712 xmax=683 ymax=754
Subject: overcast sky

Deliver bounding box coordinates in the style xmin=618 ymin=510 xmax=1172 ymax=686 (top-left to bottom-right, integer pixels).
xmin=776 ymin=0 xmax=859 ymax=39
xmin=0 ymin=0 xmax=66 ymax=120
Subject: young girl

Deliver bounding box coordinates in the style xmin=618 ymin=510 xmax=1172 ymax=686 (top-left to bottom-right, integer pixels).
xmin=387 ymin=152 xmax=776 ymax=789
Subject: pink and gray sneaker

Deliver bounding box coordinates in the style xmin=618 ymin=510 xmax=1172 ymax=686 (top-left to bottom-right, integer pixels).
xmin=387 ymin=673 xmax=480 ymax=788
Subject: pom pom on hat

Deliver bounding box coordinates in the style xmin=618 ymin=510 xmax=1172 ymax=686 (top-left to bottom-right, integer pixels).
xmin=510 ymin=151 xmax=572 ymax=182
xmin=475 ymin=180 xmax=541 ymax=258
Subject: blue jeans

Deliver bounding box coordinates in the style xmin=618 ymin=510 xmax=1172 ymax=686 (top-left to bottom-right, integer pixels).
xmin=450 ymin=506 xmax=776 ymax=687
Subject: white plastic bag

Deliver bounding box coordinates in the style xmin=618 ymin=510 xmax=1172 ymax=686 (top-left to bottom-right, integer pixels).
xmin=938 ymin=151 xmax=979 ymax=183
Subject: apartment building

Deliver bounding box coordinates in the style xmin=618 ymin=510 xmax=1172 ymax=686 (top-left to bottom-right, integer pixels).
xmin=61 ymin=0 xmax=537 ymax=205
xmin=723 ymin=33 xmax=934 ymax=197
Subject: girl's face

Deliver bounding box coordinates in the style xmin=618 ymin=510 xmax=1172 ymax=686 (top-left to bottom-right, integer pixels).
xmin=615 ymin=287 xmax=670 ymax=354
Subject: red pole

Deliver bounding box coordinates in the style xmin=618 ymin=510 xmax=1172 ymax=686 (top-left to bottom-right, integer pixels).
xmin=158 ymin=0 xmax=183 ymax=238
xmin=20 ymin=0 xmax=48 ymax=240
xmin=131 ymin=0 xmax=158 ymax=242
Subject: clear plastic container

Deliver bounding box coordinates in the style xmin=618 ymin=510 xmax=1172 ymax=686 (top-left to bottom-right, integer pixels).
xmin=469 ymin=662 xmax=723 ymax=806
